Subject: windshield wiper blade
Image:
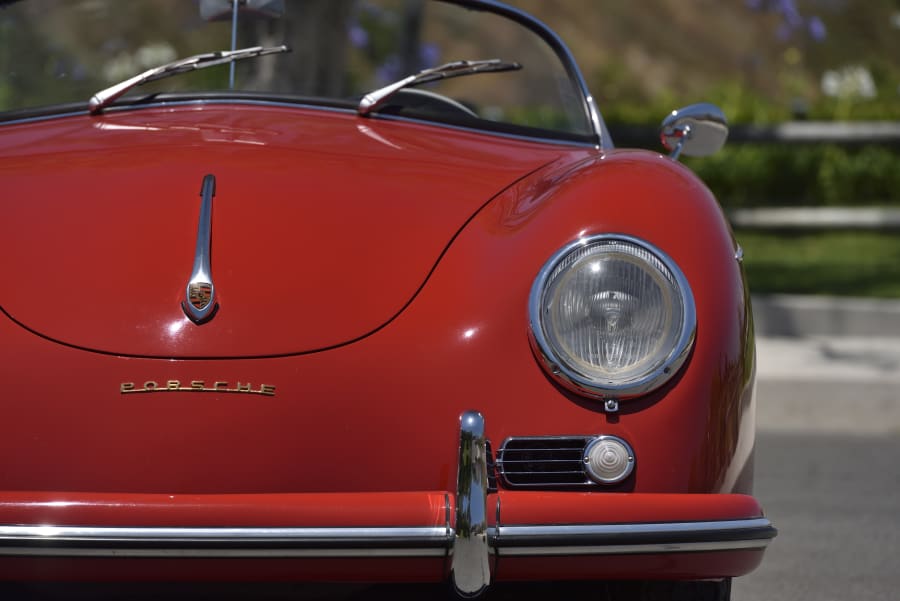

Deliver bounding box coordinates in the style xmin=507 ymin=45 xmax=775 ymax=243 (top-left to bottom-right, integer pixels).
xmin=357 ymin=58 xmax=521 ymax=116
xmin=88 ymin=45 xmax=290 ymax=114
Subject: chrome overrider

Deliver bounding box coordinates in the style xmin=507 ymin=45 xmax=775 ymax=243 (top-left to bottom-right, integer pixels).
xmin=0 ymin=411 xmax=776 ymax=597
xmin=451 ymin=411 xmax=491 ymax=597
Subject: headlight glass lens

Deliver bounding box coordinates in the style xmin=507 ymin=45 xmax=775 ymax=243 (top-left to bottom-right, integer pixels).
xmin=530 ymin=236 xmax=695 ymax=399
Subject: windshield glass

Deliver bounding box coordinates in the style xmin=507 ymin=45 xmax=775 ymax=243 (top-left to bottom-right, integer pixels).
xmin=0 ymin=0 xmax=594 ymax=139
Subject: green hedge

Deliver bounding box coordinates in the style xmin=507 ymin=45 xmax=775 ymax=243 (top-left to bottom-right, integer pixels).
xmin=682 ymin=144 xmax=900 ymax=208
xmin=735 ymin=229 xmax=900 ymax=297
xmin=601 ymin=81 xmax=900 ymax=208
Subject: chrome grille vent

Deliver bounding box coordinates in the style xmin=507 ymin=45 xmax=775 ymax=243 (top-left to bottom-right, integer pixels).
xmin=497 ymin=436 xmax=594 ymax=487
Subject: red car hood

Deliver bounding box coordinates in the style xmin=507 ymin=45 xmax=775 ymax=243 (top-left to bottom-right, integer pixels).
xmin=0 ymin=104 xmax=561 ymax=358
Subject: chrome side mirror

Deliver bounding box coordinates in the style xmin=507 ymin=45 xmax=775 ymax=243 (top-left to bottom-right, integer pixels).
xmin=659 ymin=103 xmax=728 ymax=160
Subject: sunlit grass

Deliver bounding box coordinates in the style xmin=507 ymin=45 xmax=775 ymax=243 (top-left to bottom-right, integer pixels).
xmin=734 ymin=229 xmax=900 ymax=298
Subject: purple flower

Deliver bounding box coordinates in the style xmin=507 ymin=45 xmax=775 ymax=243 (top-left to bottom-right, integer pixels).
xmin=348 ymin=23 xmax=369 ymax=49
xmin=748 ymin=0 xmax=827 ymax=42
xmin=808 ymin=16 xmax=827 ymax=42
xmin=779 ymin=0 xmax=804 ymax=28
xmin=776 ymin=22 xmax=793 ymax=41
xmin=375 ymin=55 xmax=402 ymax=85
xmin=419 ymin=43 xmax=440 ymax=70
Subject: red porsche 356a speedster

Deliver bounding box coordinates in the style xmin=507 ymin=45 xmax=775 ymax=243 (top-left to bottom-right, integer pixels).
xmin=0 ymin=0 xmax=774 ymax=598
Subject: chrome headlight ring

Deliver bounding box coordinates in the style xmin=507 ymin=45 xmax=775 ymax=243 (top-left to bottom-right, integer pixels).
xmin=528 ymin=234 xmax=696 ymax=402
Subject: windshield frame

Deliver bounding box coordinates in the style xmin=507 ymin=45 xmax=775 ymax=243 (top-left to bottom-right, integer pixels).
xmin=0 ymin=0 xmax=610 ymax=148
xmin=443 ymin=0 xmax=607 ymax=147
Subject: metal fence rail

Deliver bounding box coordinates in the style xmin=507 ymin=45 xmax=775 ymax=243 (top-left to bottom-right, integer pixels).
xmin=729 ymin=207 xmax=900 ymax=230
xmin=608 ymin=121 xmax=900 ymax=229
xmin=608 ymin=121 xmax=900 ymax=149
xmin=728 ymin=121 xmax=900 ymax=146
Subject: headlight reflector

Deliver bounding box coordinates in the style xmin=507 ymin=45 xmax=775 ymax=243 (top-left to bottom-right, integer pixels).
xmin=529 ymin=235 xmax=695 ymax=400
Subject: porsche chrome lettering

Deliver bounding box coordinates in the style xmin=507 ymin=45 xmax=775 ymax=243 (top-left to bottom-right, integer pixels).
xmin=120 ymin=380 xmax=276 ymax=396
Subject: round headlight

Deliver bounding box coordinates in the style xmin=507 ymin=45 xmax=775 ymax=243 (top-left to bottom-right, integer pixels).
xmin=529 ymin=234 xmax=695 ymax=400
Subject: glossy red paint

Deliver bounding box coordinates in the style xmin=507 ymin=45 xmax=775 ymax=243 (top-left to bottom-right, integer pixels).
xmin=0 ymin=491 xmax=762 ymax=531
xmin=496 ymin=492 xmax=764 ymax=524
xmin=0 ymin=105 xmax=562 ymax=358
xmin=0 ymin=115 xmax=752 ymax=497
xmin=0 ymin=102 xmax=763 ymax=585
xmin=0 ymin=491 xmax=449 ymax=528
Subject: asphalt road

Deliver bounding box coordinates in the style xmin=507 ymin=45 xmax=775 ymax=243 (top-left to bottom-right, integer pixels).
xmin=733 ymin=430 xmax=900 ymax=601
xmin=731 ymin=355 xmax=900 ymax=601
xmin=735 ymin=338 xmax=900 ymax=601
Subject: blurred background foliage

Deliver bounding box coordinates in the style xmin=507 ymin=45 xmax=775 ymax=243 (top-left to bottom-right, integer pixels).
xmin=511 ymin=0 xmax=900 ymax=210
xmin=2 ymin=0 xmax=899 ymax=296
xmin=517 ymin=0 xmax=900 ymax=297
xmin=687 ymin=144 xmax=900 ymax=207
xmin=513 ymin=0 xmax=900 ymax=124
xmin=4 ymin=0 xmax=899 ymax=124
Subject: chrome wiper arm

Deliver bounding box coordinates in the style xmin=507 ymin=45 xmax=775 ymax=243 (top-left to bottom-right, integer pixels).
xmin=357 ymin=59 xmax=521 ymax=116
xmin=88 ymin=45 xmax=290 ymax=114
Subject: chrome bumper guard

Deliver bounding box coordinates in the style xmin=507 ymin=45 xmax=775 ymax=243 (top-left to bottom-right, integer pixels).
xmin=0 ymin=411 xmax=776 ymax=597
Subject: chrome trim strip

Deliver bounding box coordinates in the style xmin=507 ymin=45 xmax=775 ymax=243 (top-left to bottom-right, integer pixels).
xmin=495 ymin=539 xmax=771 ymax=557
xmin=0 ymin=109 xmax=86 ymax=126
xmin=0 ymin=517 xmax=775 ymax=559
xmin=444 ymin=492 xmax=453 ymax=540
xmin=2 ymin=99 xmax=598 ymax=148
xmin=451 ymin=411 xmax=492 ymax=597
xmin=492 ymin=518 xmax=777 ymax=556
xmin=147 ymin=98 xmax=599 ymax=147
xmin=370 ymin=112 xmax=597 ymax=148
xmin=0 ymin=525 xmax=450 ymax=558
xmin=182 ymin=174 xmax=217 ymax=323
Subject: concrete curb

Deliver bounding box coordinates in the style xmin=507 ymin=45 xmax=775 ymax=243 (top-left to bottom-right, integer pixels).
xmin=751 ymin=295 xmax=900 ymax=434
xmin=752 ymin=293 xmax=900 ymax=338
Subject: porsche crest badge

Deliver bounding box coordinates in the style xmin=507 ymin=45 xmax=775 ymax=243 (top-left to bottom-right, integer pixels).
xmin=188 ymin=282 xmax=213 ymax=310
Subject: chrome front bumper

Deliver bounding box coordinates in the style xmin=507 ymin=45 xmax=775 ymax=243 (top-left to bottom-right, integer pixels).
xmin=447 ymin=411 xmax=776 ymax=595
xmin=0 ymin=411 xmax=776 ymax=596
